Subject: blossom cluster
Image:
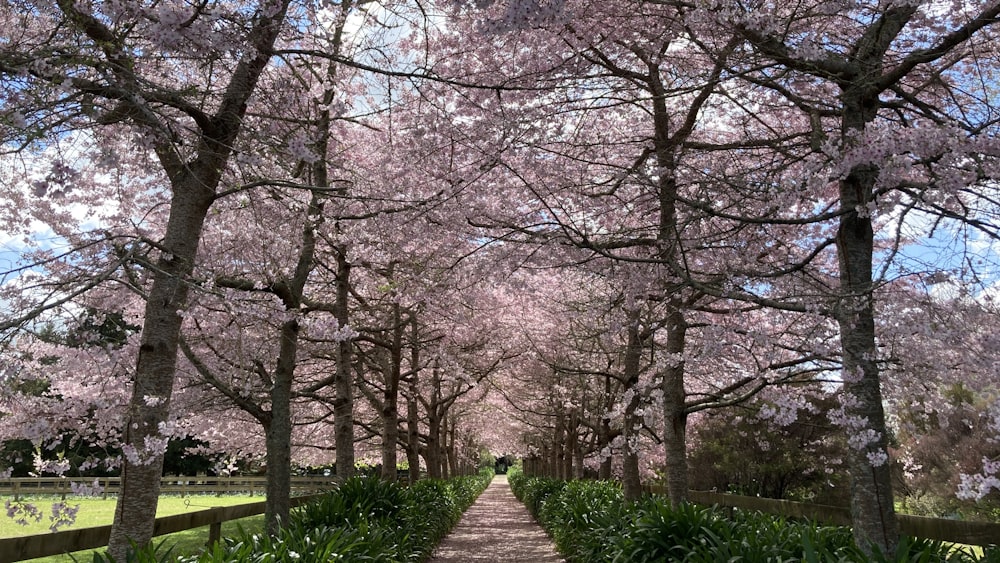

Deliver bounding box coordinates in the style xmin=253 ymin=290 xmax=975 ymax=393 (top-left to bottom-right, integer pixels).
xmin=71 ymin=478 xmax=105 ymax=497
xmin=47 ymin=502 xmax=80 ymax=533
xmin=287 ymin=131 xmax=320 ymax=164
xmin=757 ymin=394 xmax=806 ymax=427
xmin=829 ymin=392 xmax=888 ymax=467
xmin=474 ymin=0 xmax=568 ymax=33
xmin=32 ymin=451 xmax=71 ymax=477
xmin=957 ymin=457 xmax=1000 ymax=501
xmin=5 ymin=500 xmax=42 ymax=526
xmin=3 ymin=498 xmax=81 ymax=532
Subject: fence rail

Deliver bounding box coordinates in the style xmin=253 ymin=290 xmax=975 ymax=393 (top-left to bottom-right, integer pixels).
xmin=644 ymin=486 xmax=1000 ymax=547
xmin=0 ymin=475 xmax=339 ymax=500
xmin=0 ymin=493 xmax=324 ymax=563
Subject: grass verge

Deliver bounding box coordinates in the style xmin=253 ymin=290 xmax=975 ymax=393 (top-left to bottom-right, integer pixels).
xmin=1 ymin=495 xmax=263 ymax=562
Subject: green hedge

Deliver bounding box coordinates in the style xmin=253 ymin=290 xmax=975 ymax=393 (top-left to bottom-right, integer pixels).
xmin=96 ymin=470 xmax=493 ymax=563
xmin=508 ymin=473 xmax=1000 ymax=563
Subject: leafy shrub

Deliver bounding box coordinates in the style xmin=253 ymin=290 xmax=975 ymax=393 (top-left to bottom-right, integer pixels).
xmin=296 ymin=475 xmax=411 ymax=531
xmin=405 ymin=478 xmax=461 ymax=556
xmin=91 ymin=473 xmax=492 ymax=563
xmin=513 ymin=478 xmax=1000 ymax=563
xmin=537 ymin=479 xmax=626 ymax=562
xmin=507 ymin=466 xmax=527 ymax=497
xmin=509 ymin=475 xmax=567 ymax=518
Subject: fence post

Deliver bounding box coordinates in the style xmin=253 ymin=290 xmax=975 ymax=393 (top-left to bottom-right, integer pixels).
xmin=208 ymin=521 xmax=222 ymax=547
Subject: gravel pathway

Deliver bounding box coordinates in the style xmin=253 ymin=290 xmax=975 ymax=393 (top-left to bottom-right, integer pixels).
xmin=429 ymin=475 xmax=566 ymax=562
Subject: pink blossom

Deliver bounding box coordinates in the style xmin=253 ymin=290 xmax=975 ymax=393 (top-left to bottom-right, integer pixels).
xmin=5 ymin=500 xmax=42 ymax=526
xmin=48 ymin=501 xmax=79 ymax=532
xmin=957 ymin=472 xmax=1000 ymax=501
xmin=71 ymin=479 xmax=104 ymax=497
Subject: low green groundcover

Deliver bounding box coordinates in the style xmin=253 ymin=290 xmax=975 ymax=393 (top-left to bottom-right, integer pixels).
xmin=508 ymin=471 xmax=1000 ymax=563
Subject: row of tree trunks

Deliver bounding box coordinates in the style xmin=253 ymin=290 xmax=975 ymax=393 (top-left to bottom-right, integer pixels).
xmin=522 ymin=406 xmax=588 ymax=480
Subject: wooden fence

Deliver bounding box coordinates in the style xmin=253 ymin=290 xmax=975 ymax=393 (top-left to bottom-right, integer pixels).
xmin=644 ymin=486 xmax=1000 ymax=547
xmin=0 ymin=493 xmax=325 ymax=563
xmin=1 ymin=475 xmax=339 ymax=500
xmin=0 ymin=477 xmax=337 ymax=562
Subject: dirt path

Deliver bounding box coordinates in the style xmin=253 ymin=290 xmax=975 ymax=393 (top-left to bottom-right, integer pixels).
xmin=429 ymin=475 xmax=566 ymax=562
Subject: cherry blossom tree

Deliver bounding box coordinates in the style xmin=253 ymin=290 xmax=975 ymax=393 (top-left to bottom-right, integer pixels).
xmin=177 ymin=181 xmax=342 ymax=533
xmin=699 ymin=1 xmax=1000 ymax=553
xmin=0 ymin=0 xmax=295 ymax=556
xmin=172 ymin=0 xmax=381 ymax=528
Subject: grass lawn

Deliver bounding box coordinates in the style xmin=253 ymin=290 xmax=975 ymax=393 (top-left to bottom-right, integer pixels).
xmin=1 ymin=495 xmax=264 ymax=562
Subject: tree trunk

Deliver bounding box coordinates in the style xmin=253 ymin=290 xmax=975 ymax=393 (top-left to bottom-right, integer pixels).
xmin=648 ymin=58 xmax=698 ymax=508
xmin=825 ymin=78 xmax=899 ymax=555
xmin=574 ymin=443 xmax=584 ymax=479
xmin=836 ymin=97 xmax=899 ymax=555
xmin=406 ymin=382 xmax=421 ymax=484
xmin=259 ymin=162 xmax=327 ymax=528
xmin=541 ymin=443 xmax=552 ymax=478
xmin=109 ymin=189 xmax=206 ymax=557
xmin=109 ymin=149 xmax=226 ymax=556
xmin=263 ymin=316 xmax=296 ymax=535
xmin=599 ymin=375 xmax=613 ymax=480
xmin=426 ymin=406 xmax=442 ymax=479
xmin=554 ymin=409 xmax=566 ymax=480
xmin=621 ymin=312 xmax=644 ymax=501
xmin=405 ymin=410 xmax=421 ymax=482
xmin=380 ymin=304 xmax=403 ymax=481
xmin=334 ymin=248 xmax=355 ymax=480
xmin=661 ymin=306 xmax=688 ymax=506
xmin=405 ymin=314 xmax=422 ymax=483
xmin=444 ymin=414 xmax=457 ymax=478
xmin=836 ymin=193 xmax=899 ymax=556
xmin=441 ymin=414 xmax=450 ymax=479
xmin=263 ymin=412 xmax=291 ymax=535
xmin=567 ymin=410 xmax=579 ymax=479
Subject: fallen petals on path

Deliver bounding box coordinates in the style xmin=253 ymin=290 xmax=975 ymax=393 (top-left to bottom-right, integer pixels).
xmin=430 ymin=475 xmax=565 ymax=563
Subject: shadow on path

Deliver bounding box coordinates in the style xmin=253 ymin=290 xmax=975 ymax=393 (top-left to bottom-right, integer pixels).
xmin=430 ymin=475 xmax=566 ymax=562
